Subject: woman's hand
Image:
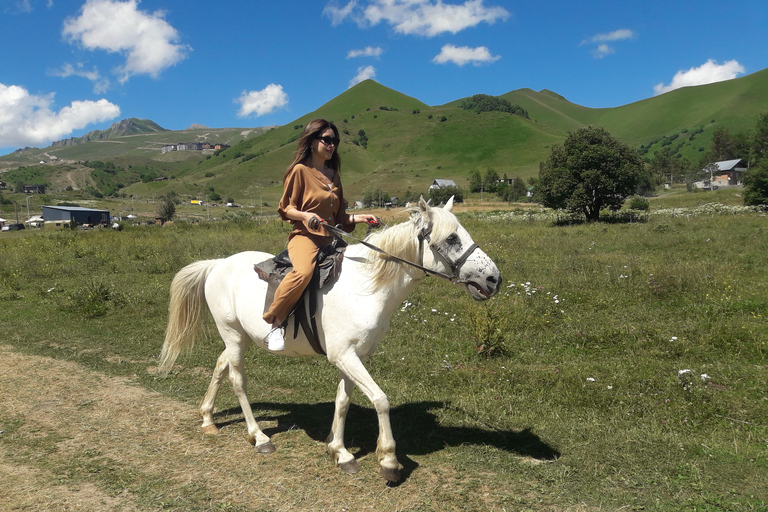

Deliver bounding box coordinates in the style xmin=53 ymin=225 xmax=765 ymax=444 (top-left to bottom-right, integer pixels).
xmin=305 ymin=212 xmax=324 ymax=230
xmin=353 ymin=214 xmax=380 ymax=226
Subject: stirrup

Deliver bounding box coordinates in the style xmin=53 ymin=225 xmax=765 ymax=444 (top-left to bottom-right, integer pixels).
xmin=266 ymin=327 xmax=285 ymax=352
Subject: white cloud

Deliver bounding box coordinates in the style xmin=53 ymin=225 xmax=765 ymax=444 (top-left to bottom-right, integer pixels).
xmin=348 ymin=65 xmax=376 ymax=88
xmin=62 ymin=0 xmax=190 ymax=83
xmin=324 ymin=0 xmax=358 ymax=25
xmin=325 ymin=0 xmax=509 ymax=37
xmin=236 ymin=84 xmax=289 ymax=118
xmin=48 ymin=63 xmax=110 ymax=94
xmin=592 ymin=44 xmax=614 ymax=59
xmin=654 ymin=59 xmax=746 ymax=96
xmin=0 ymin=83 xmax=120 ymax=148
xmin=581 ymin=28 xmax=635 ymax=59
xmin=432 ymin=44 xmax=500 ymax=66
xmin=347 ymin=46 xmax=383 ymax=59
xmin=583 ymin=29 xmax=636 ymax=44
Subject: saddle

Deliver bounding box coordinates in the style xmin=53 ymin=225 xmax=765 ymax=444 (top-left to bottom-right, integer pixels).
xmin=253 ymin=238 xmax=347 ymax=355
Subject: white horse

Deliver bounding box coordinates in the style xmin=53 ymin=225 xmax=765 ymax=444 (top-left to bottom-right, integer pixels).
xmin=159 ymin=197 xmax=501 ymax=482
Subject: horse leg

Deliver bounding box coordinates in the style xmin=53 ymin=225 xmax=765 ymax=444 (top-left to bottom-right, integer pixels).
xmin=333 ymin=354 xmax=400 ymax=482
xmin=226 ymin=349 xmax=275 ymax=453
xmin=326 ymin=373 xmax=360 ymax=474
xmin=200 ymin=350 xmax=229 ymax=435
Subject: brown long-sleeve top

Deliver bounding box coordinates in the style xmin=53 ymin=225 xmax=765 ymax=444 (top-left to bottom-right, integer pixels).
xmin=278 ymin=164 xmax=356 ymax=237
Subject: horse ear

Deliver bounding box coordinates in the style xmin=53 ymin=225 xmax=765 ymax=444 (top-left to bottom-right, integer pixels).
xmin=419 ymin=195 xmax=429 ymax=213
xmin=418 ymin=195 xmax=432 ymax=224
xmin=444 ymin=195 xmax=454 ymax=212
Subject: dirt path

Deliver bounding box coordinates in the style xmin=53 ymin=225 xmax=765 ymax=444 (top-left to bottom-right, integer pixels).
xmin=0 ymin=346 xmax=471 ymax=511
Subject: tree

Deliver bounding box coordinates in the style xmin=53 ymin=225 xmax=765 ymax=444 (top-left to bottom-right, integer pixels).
xmin=428 ymin=185 xmax=463 ymax=205
xmin=752 ymin=112 xmax=768 ymax=165
xmin=705 ymin=127 xmax=737 ymax=163
xmin=157 ymin=193 xmax=176 ymax=223
xmin=362 ymin=189 xmax=389 ymax=208
xmin=468 ymin=169 xmax=482 ymax=193
xmin=459 ymin=94 xmax=529 ymax=119
xmin=498 ymin=176 xmax=528 ymax=202
xmin=538 ymin=126 xmax=644 ymax=221
xmin=743 ymin=161 xmax=768 ymax=206
xmin=482 ymin=168 xmax=500 ymax=194
xmin=648 ymin=147 xmax=676 ymax=185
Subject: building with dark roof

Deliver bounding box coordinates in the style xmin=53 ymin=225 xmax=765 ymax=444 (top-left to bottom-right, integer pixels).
xmin=41 ymin=206 xmax=111 ymax=226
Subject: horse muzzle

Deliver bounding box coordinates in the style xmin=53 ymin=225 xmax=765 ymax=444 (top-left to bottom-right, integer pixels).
xmin=465 ymin=273 xmax=502 ymax=301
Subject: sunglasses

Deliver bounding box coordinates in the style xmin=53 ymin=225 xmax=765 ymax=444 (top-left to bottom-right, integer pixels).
xmin=317 ymin=135 xmax=340 ymax=146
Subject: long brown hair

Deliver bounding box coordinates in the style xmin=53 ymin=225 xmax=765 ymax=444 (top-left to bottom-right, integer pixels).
xmin=284 ymin=119 xmax=341 ymax=182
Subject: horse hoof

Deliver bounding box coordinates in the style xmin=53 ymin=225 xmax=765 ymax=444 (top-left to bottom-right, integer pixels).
xmin=256 ymin=441 xmax=276 ymax=454
xmin=339 ymin=459 xmax=360 ymax=474
xmin=380 ymin=466 xmax=400 ymax=482
xmin=202 ymin=424 xmax=219 ymax=435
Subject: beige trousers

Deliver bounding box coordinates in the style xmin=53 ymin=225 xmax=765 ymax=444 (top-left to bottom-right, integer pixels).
xmin=263 ymin=233 xmax=329 ymax=326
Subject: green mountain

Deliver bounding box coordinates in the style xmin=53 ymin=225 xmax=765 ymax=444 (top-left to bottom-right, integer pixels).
xmin=2 ymin=69 xmax=767 ymax=203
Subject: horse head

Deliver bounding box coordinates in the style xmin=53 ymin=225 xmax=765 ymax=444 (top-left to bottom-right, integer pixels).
xmin=417 ymin=196 xmax=502 ymax=300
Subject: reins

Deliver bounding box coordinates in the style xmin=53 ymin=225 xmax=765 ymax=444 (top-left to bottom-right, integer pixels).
xmin=320 ymin=222 xmax=478 ymax=285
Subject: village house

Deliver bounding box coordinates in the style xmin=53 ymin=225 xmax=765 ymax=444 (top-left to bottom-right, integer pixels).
xmin=428 ymin=179 xmax=457 ymax=190
xmin=694 ymin=159 xmax=748 ymax=189
xmin=161 ymin=142 xmax=230 ymax=154
xmin=24 ymin=185 xmax=46 ymax=194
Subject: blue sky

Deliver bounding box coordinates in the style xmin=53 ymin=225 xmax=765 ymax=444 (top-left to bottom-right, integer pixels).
xmin=1 ymin=0 xmax=766 ymax=155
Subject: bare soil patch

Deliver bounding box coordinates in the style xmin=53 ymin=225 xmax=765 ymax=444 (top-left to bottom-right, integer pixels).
xmin=0 ymin=346 xmax=502 ymax=511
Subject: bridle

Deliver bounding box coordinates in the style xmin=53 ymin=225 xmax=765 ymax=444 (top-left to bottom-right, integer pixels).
xmin=321 ymin=221 xmax=480 ymax=285
xmin=416 ymin=225 xmax=480 ymax=283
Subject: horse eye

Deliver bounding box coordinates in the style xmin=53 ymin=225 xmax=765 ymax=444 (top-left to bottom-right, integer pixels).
xmin=446 ymin=234 xmax=460 ymax=245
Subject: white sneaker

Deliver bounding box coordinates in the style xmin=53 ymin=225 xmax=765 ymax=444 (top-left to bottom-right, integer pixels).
xmin=266 ymin=327 xmax=285 ymax=352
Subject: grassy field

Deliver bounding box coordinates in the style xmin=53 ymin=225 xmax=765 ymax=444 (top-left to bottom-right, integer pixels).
xmin=1 ymin=200 xmax=766 ymax=511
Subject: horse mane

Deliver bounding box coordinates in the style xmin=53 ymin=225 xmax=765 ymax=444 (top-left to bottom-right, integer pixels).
xmin=362 ymin=206 xmax=459 ymax=291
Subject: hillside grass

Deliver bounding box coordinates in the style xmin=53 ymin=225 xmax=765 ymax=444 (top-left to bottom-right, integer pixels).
xmin=4 ymin=71 xmax=768 ymax=205
xmin=0 ymin=204 xmax=766 ymax=511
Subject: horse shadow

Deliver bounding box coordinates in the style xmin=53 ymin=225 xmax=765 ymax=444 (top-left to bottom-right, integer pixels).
xmin=213 ymin=400 xmax=560 ymax=482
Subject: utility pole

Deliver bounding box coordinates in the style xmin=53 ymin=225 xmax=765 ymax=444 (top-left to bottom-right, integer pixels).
xmin=26 ymin=195 xmax=33 ymax=221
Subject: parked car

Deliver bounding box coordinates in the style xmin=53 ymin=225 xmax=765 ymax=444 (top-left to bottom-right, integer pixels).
xmin=1 ymin=223 xmax=25 ymax=232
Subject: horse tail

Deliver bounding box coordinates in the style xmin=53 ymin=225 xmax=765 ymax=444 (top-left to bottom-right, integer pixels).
xmin=159 ymin=259 xmax=219 ymax=374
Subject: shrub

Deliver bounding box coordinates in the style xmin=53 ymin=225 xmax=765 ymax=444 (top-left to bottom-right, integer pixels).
xmin=468 ymin=305 xmax=506 ymax=358
xmin=629 ymin=196 xmax=650 ymax=211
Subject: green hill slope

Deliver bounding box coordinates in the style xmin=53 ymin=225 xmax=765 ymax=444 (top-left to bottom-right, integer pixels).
xmin=2 ymin=70 xmax=767 ymax=205
xmin=499 ymin=68 xmax=768 ymax=161
xmin=167 ymin=80 xmax=561 ymax=202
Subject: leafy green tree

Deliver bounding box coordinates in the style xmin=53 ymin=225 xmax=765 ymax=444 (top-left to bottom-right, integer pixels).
xmin=362 ymin=189 xmax=389 ymax=208
xmin=752 ymin=112 xmax=768 ymax=165
xmin=743 ymin=161 xmax=768 ymax=206
xmin=648 ymin=147 xmax=675 ymax=185
xmin=498 ymin=177 xmax=528 ymax=202
xmin=157 ymin=193 xmax=176 ymax=223
xmin=710 ymin=127 xmax=737 ymax=161
xmin=482 ymin=168 xmax=500 ymax=193
xmin=460 ymin=94 xmax=529 ymax=119
xmin=428 ymin=185 xmax=463 ymax=205
xmin=468 ymin=169 xmax=482 ymax=193
xmin=538 ymin=126 xmax=643 ymax=221
xmin=357 ymin=129 xmax=369 ymax=149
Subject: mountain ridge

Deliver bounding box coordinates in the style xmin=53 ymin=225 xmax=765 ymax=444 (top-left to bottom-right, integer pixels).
xmin=50 ymin=118 xmax=167 ymax=148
